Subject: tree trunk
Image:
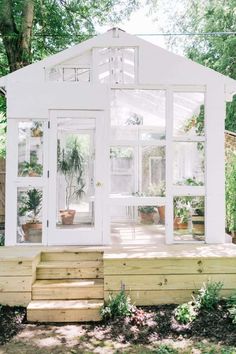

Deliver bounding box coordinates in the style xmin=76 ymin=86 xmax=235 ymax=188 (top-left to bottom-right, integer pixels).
xmin=0 ymin=0 xmax=34 ymax=72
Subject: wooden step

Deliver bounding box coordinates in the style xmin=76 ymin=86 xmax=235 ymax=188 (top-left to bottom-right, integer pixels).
xmin=36 ymin=261 xmax=104 ymax=279
xmin=41 ymin=251 xmax=103 ymax=262
xmin=27 ymin=300 xmax=103 ymax=322
xmin=32 ymin=279 xmax=104 ymax=300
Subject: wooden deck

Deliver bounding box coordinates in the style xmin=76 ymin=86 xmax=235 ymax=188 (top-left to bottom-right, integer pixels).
xmin=0 ymin=243 xmax=236 ymax=321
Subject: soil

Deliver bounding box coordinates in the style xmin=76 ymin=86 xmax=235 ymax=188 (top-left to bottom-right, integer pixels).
xmin=0 ymin=302 xmax=235 ymax=353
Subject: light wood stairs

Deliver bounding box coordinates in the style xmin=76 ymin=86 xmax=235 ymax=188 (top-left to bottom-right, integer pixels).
xmin=27 ymin=251 xmax=104 ymax=322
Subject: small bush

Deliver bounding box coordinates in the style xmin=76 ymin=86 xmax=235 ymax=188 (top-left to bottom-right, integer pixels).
xmin=194 ymin=281 xmax=223 ymax=310
xmin=174 ymin=302 xmax=197 ymax=324
xmin=101 ymin=290 xmax=134 ymax=321
xmin=226 ymin=293 xmax=236 ymax=324
xmin=154 ymin=344 xmax=178 ymax=354
xmin=0 ymin=233 xmax=4 ymax=246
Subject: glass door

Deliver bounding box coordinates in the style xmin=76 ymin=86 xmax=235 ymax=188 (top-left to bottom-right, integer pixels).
xmin=48 ymin=111 xmax=104 ymax=245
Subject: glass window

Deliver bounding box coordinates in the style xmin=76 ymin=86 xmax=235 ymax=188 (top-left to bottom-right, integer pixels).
xmin=173 ymin=196 xmax=205 ymax=242
xmin=17 ymin=187 xmax=43 ymax=243
xmin=173 ymin=142 xmax=204 ymax=186
xmin=97 ymin=47 xmax=136 ymax=84
xmin=56 ymin=118 xmax=95 ymax=229
xmin=141 ymin=146 xmax=166 ymax=195
xmin=111 ymin=89 xmax=166 ymax=141
xmin=173 ymin=92 xmax=205 ymax=137
xmin=110 ymin=147 xmax=135 ymax=195
xmin=18 ymin=121 xmax=43 ymax=177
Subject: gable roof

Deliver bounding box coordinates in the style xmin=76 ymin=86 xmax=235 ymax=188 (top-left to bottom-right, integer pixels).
xmin=0 ymin=28 xmax=236 ymax=98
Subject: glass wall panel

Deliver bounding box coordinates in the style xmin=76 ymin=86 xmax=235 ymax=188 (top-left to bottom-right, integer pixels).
xmin=173 ymin=196 xmax=205 ymax=241
xmin=97 ymin=47 xmax=135 ymax=84
xmin=111 ymin=90 xmax=166 ymax=141
xmin=17 ymin=187 xmax=43 ymax=243
xmin=173 ymin=142 xmax=204 ymax=185
xmin=173 ymin=92 xmax=205 ymax=137
xmin=110 ymin=147 xmax=135 ymax=195
xmin=141 ymin=146 xmax=166 ymax=195
xmin=18 ymin=121 xmax=43 ymax=177
xmin=111 ymin=205 xmax=165 ymax=245
xmin=56 ymin=118 xmax=95 ymax=228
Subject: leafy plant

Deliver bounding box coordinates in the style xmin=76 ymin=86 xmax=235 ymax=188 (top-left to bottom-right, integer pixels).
xmin=174 ymin=197 xmax=191 ymax=224
xmin=0 ymin=233 xmax=4 ymax=246
xmin=147 ymin=181 xmax=166 ymax=197
xmin=101 ymin=290 xmax=134 ymax=321
xmin=155 ymin=344 xmax=178 ymax=354
xmin=19 ymin=188 xmax=42 ymax=223
xmin=18 ymin=154 xmax=43 ymax=177
xmin=225 ymin=153 xmax=236 ymax=233
xmin=174 ymin=302 xmax=197 ymax=324
xmin=57 ymin=138 xmax=85 ymax=210
xmin=226 ymin=293 xmax=236 ymax=324
xmin=194 ymin=281 xmax=223 ymax=311
xmin=138 ymin=206 xmax=157 ymax=214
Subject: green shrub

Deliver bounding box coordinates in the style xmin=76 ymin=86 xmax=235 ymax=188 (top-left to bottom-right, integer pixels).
xmin=101 ymin=290 xmax=134 ymax=321
xmin=226 ymin=153 xmax=236 ymax=233
xmin=194 ymin=281 xmax=223 ymax=310
xmin=174 ymin=302 xmax=197 ymax=324
xmin=154 ymin=344 xmax=178 ymax=354
xmin=0 ymin=233 xmax=4 ymax=246
xmin=226 ymin=293 xmax=236 ymax=324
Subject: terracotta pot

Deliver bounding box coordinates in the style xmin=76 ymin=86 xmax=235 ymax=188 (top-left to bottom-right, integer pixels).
xmin=22 ymin=223 xmax=42 ymax=242
xmin=60 ymin=209 xmax=76 ymax=225
xmin=231 ymin=231 xmax=236 ymax=244
xmin=140 ymin=212 xmax=155 ymax=225
xmin=29 ymin=171 xmax=39 ymax=177
xmin=192 ymin=215 xmax=204 ymax=235
xmin=157 ymin=205 xmax=165 ymax=224
xmin=174 ymin=217 xmax=188 ymax=230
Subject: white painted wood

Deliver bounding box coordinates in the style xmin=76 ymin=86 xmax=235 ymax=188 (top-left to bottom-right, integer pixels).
xmin=205 ymin=83 xmax=225 ymax=243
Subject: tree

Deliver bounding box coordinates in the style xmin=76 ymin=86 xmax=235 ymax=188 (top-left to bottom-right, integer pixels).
xmin=149 ymin=0 xmax=236 ymax=131
xmin=0 ymin=0 xmax=139 ymax=74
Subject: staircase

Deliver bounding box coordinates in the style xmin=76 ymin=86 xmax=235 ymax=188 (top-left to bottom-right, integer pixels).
xmin=27 ymin=251 xmax=104 ymax=322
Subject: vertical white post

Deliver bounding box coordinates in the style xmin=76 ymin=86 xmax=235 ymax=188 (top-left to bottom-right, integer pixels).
xmin=205 ymin=83 xmax=225 ymax=243
xmin=165 ymin=88 xmax=174 ymax=244
xmin=5 ymin=119 xmax=18 ymax=246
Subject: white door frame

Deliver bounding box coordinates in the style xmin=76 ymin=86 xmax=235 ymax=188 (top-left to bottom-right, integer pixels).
xmin=47 ymin=110 xmax=107 ymax=245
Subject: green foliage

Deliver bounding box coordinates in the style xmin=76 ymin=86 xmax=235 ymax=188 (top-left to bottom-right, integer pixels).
xmin=19 ymin=188 xmax=42 ymax=221
xmin=0 ymin=233 xmax=4 ymax=246
xmin=57 ymin=138 xmax=85 ymax=209
xmin=138 ymin=206 xmax=157 ymax=214
xmin=226 ymin=293 xmax=236 ymax=324
xmin=0 ymin=113 xmax=6 ymax=159
xmin=225 ymin=153 xmax=236 ymax=232
xmin=154 ymin=345 xmax=178 ymax=354
xmin=101 ymin=289 xmax=134 ymax=321
xmin=194 ymin=281 xmax=223 ymax=311
xmin=174 ymin=302 xmax=197 ymax=324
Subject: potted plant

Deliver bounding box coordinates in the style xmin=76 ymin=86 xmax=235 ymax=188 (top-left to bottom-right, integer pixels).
xmin=147 ymin=182 xmax=166 ymax=224
xmin=57 ymin=139 xmax=85 ymax=225
xmin=31 ymin=122 xmax=43 ymax=137
xmin=18 ymin=154 xmax=43 ymax=177
xmin=19 ymin=188 xmax=43 ymax=241
xmin=174 ymin=197 xmax=190 ymax=230
xmin=138 ymin=206 xmax=157 ymax=224
xmin=191 ymin=198 xmax=205 ymax=237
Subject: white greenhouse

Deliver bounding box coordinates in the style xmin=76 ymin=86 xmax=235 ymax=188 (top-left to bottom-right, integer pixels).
xmin=1 ymin=28 xmax=236 ymax=246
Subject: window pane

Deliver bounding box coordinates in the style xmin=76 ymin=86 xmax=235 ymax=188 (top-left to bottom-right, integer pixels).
xmin=97 ymin=47 xmax=135 ymax=84
xmin=141 ymin=146 xmax=166 ymax=195
xmin=173 ymin=142 xmax=204 ymax=185
xmin=17 ymin=187 xmax=43 ymax=243
xmin=173 ymin=92 xmax=205 ymax=137
xmin=110 ymin=147 xmax=135 ymax=195
xmin=174 ymin=196 xmax=205 ymax=241
xmin=111 ymin=90 xmax=166 ymax=140
xmin=111 ymin=205 xmax=165 ymax=245
xmin=57 ymin=118 xmax=95 ymax=229
xmin=18 ymin=121 xmax=43 ymax=177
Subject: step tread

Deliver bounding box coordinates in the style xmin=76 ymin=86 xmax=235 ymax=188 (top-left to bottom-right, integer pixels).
xmin=27 ymin=299 xmax=104 ymax=310
xmin=32 ymin=279 xmax=103 ymax=288
xmin=37 ymin=261 xmax=102 ymax=269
